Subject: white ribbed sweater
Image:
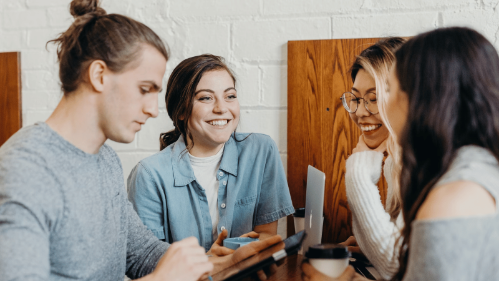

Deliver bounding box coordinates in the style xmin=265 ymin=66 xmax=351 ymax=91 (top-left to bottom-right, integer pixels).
xmin=345 ymin=151 xmax=404 ymax=280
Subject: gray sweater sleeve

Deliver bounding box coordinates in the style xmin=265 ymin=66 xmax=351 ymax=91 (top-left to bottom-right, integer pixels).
xmin=125 ymin=195 xmax=170 ymax=279
xmin=0 ymin=158 xmax=64 ymax=281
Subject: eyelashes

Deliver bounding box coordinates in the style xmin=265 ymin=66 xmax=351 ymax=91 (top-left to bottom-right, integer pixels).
xmin=197 ymin=94 xmax=237 ymax=101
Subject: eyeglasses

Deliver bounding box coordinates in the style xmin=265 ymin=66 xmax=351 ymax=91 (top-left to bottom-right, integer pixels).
xmin=340 ymin=92 xmax=379 ymax=115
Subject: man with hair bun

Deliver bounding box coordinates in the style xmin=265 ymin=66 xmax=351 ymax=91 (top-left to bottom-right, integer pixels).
xmin=0 ymin=1 xmax=281 ymax=280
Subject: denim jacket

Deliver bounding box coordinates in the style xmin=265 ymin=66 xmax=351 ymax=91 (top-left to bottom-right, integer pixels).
xmin=127 ymin=133 xmax=294 ymax=251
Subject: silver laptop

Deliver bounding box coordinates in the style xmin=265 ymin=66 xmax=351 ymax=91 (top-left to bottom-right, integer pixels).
xmin=302 ymin=165 xmax=326 ymax=254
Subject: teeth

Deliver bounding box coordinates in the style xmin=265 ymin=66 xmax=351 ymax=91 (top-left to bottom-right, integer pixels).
xmin=360 ymin=124 xmax=381 ymax=132
xmin=209 ymin=120 xmax=228 ymax=126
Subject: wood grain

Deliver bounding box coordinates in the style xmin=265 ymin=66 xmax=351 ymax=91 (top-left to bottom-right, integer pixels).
xmin=242 ymin=254 xmax=304 ymax=281
xmin=0 ymin=52 xmax=22 ymax=147
xmin=287 ymin=39 xmax=388 ymax=243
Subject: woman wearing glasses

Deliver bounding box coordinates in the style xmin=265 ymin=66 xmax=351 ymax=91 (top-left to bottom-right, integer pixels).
xmin=339 ymin=37 xmax=406 ymax=280
xmin=304 ymin=26 xmax=499 ymax=281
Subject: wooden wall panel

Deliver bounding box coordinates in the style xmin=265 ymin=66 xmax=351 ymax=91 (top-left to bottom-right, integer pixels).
xmin=287 ymin=39 xmax=388 ymax=243
xmin=0 ymin=52 xmax=22 ymax=147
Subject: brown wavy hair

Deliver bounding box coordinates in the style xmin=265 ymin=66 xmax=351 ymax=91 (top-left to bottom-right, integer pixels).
xmin=159 ymin=54 xmax=236 ymax=150
xmin=48 ymin=0 xmax=169 ymax=94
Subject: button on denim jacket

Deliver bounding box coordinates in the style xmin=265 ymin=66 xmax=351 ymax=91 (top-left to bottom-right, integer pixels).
xmin=127 ymin=133 xmax=294 ymax=251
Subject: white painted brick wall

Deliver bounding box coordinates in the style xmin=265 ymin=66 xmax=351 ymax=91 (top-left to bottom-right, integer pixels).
xmin=233 ymin=18 xmax=330 ymax=61
xmin=3 ymin=9 xmax=48 ymax=29
xmin=2 ymin=0 xmax=499 ymax=238
xmin=442 ymin=9 xmax=499 ymax=44
xmin=333 ymin=12 xmax=439 ymax=38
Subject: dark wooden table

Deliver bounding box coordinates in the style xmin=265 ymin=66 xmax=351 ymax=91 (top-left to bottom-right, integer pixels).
xmin=240 ymin=254 xmax=304 ymax=281
xmin=238 ymin=253 xmax=379 ymax=281
xmin=267 ymin=254 xmax=303 ymax=281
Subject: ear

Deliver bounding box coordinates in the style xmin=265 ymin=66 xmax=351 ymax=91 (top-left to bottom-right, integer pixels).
xmin=87 ymin=60 xmax=107 ymax=93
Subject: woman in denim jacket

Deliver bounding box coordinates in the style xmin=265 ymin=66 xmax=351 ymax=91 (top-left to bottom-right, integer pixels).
xmin=127 ymin=54 xmax=294 ymax=254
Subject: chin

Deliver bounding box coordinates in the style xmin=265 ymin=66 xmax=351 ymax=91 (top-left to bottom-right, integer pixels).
xmin=109 ymin=131 xmax=136 ymax=144
xmin=363 ymin=135 xmax=387 ymax=149
xmin=210 ymin=134 xmax=232 ymax=146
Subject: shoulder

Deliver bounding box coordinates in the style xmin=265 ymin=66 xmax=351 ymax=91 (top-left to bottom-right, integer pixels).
xmin=233 ymin=133 xmax=276 ymax=149
xmin=129 ymin=148 xmax=175 ymax=182
xmin=0 ymin=124 xmax=47 ymax=157
xmin=416 ymin=180 xmax=496 ymax=221
xmin=140 ymin=147 xmax=174 ymax=169
xmin=0 ymin=124 xmax=55 ymax=175
xmin=417 ymin=145 xmax=499 ymax=221
xmin=232 ymin=133 xmax=280 ymax=161
xmin=0 ymin=126 xmax=64 ymax=207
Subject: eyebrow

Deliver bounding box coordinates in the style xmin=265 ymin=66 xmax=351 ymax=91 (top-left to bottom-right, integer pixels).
xmin=141 ymin=80 xmax=162 ymax=92
xmin=194 ymin=87 xmax=237 ymax=95
xmin=351 ymin=87 xmax=376 ymax=93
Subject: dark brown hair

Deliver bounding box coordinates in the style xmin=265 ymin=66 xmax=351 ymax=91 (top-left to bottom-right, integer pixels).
xmin=48 ymin=0 xmax=169 ymax=94
xmin=393 ymin=27 xmax=499 ymax=280
xmin=159 ymin=54 xmax=236 ymax=150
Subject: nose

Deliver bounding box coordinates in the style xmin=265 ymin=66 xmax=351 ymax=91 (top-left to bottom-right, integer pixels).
xmin=213 ymin=98 xmax=228 ymax=114
xmin=355 ymin=100 xmax=370 ymax=118
xmin=144 ymin=94 xmax=159 ymax=118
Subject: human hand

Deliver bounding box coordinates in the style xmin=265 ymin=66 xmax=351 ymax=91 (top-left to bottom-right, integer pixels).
xmin=208 ymin=230 xmax=261 ymax=257
xmin=301 ymin=262 xmax=361 ymax=281
xmin=338 ymin=236 xmax=362 ymax=255
xmin=210 ymin=234 xmax=284 ymax=277
xmin=352 ymin=136 xmax=387 ymax=154
xmin=232 ymin=234 xmax=282 ymax=264
xmin=149 ymin=237 xmax=213 ymax=281
xmin=233 ymin=235 xmax=283 ymax=281
xmin=208 ymin=229 xmax=234 ymax=256
xmin=240 ymin=231 xmax=260 ymax=239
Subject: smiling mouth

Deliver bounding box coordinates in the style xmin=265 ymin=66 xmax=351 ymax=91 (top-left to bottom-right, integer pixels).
xmin=360 ymin=124 xmax=382 ymax=132
xmin=207 ymin=119 xmax=230 ymax=126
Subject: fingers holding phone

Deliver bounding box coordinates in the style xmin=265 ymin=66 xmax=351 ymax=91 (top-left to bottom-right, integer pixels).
xmin=151 ymin=237 xmax=213 ymax=281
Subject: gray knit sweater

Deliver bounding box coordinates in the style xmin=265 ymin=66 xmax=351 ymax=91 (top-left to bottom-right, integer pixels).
xmin=404 ymin=145 xmax=499 ymax=281
xmin=0 ymin=123 xmax=169 ymax=281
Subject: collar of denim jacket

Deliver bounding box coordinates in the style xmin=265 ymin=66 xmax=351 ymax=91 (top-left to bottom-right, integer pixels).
xmin=171 ymin=134 xmax=239 ymax=187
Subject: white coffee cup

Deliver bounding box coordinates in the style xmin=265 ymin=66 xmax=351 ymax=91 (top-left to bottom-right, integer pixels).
xmin=305 ymin=244 xmax=350 ymax=278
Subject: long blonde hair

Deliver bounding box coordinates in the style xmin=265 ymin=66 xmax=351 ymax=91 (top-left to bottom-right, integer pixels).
xmin=350 ymin=37 xmax=406 ymax=221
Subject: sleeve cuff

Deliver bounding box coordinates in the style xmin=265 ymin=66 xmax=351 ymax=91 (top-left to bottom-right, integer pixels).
xmin=150 ymin=227 xmax=165 ymax=240
xmin=255 ymin=206 xmax=295 ymax=226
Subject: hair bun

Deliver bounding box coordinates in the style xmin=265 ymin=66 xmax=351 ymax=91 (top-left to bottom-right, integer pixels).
xmin=70 ymin=0 xmax=106 ymax=18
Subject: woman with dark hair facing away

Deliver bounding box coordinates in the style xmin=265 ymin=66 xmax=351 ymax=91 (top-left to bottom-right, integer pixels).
xmin=302 ymin=27 xmax=499 ymax=281
xmin=0 ymin=1 xmax=282 ymax=280
xmin=128 ymin=54 xmax=294 ymax=255
xmin=339 ymin=37 xmax=406 ymax=280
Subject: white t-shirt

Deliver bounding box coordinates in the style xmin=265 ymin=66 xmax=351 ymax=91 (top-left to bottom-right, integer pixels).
xmin=188 ymin=146 xmax=224 ymax=242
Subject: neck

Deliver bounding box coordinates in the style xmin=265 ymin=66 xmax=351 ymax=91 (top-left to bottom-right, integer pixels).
xmin=187 ymin=138 xmax=224 ymax=158
xmin=46 ymin=90 xmax=106 ymax=154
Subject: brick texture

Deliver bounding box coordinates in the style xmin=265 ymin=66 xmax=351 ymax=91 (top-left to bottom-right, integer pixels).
xmin=333 ymin=12 xmax=439 ymax=39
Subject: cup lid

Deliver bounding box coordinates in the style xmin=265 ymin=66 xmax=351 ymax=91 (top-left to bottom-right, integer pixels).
xmin=293 ymin=208 xmax=305 ymax=217
xmin=305 ymin=244 xmax=350 ymax=259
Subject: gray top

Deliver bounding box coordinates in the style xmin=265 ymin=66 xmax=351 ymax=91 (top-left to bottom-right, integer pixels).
xmin=0 ymin=123 xmax=169 ymax=281
xmin=404 ymin=145 xmax=499 ymax=281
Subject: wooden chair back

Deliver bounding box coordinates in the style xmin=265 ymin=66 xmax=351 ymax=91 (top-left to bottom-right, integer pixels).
xmin=287 ymin=38 xmax=388 ymax=243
